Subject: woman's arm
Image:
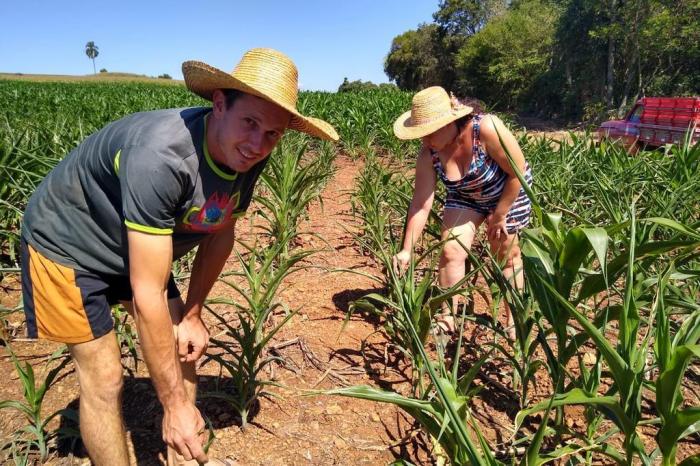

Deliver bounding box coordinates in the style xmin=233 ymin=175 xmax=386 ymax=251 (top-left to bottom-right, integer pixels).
xmin=394 ymin=148 xmax=437 ymax=271
xmin=480 ymin=115 xmax=527 ymax=239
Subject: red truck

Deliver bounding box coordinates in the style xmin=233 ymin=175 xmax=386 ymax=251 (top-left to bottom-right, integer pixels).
xmin=598 ymin=97 xmax=700 ymax=150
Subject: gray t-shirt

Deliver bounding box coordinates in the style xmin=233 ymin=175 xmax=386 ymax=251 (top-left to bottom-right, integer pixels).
xmin=22 ymin=107 xmax=266 ymax=275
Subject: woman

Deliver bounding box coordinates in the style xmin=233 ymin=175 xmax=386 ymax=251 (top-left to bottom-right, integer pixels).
xmin=391 ymin=86 xmax=532 ymax=336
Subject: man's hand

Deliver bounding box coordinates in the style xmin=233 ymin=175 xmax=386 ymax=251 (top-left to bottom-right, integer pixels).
xmin=162 ymin=400 xmax=208 ymax=463
xmin=177 ymin=313 xmax=210 ymax=363
xmin=486 ymin=212 xmax=508 ymax=241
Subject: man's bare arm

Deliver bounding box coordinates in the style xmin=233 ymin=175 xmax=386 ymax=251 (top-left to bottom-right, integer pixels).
xmin=184 ymin=220 xmax=237 ymax=317
xmin=176 ymin=221 xmax=237 ymax=362
xmin=127 ymin=229 xmax=207 ymax=462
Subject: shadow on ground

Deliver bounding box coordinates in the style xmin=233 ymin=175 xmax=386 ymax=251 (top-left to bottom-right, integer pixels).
xmin=56 ymin=375 xmax=252 ymax=465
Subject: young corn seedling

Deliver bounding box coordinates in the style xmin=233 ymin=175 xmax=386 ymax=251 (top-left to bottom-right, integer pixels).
xmin=0 ymin=345 xmax=76 ymax=464
xmin=471 ymin=243 xmax=541 ymax=409
xmin=201 ymin=235 xmax=314 ymax=428
xmin=329 ymin=284 xmax=503 ymax=465
xmin=255 ymin=133 xmax=335 ymax=258
xmin=517 ymin=211 xmax=700 ymax=465
xmin=653 ymin=261 xmax=700 ymax=466
xmin=350 ymin=240 xmax=481 ymax=394
xmin=349 ymin=154 xmax=467 ymax=390
xmin=112 ymin=305 xmax=140 ymax=373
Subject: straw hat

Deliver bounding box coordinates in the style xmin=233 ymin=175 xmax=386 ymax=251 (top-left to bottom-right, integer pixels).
xmin=393 ymin=86 xmax=473 ymax=140
xmin=183 ymin=48 xmax=338 ymax=141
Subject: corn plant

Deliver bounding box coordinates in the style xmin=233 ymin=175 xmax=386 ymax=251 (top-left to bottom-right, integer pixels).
xmin=112 ymin=305 xmax=140 ymax=372
xmin=471 ymin=243 xmax=542 ymax=410
xmin=350 ymin=241 xmax=482 ymax=392
xmin=653 ymin=262 xmax=700 ymax=466
xmin=201 ymin=235 xmax=314 ymax=428
xmin=329 ymin=291 xmax=504 ymax=465
xmin=517 ymin=211 xmax=700 ymax=465
xmin=348 ymin=152 xmax=458 ymax=390
xmin=0 ymin=346 xmax=76 ymax=464
xmin=255 ymin=133 xmax=336 ymax=258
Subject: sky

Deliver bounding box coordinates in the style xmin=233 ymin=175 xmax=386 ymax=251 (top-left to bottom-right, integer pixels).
xmin=1 ymin=1 xmax=438 ymax=91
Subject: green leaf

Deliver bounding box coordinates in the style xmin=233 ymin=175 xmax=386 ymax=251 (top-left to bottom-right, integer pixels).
xmin=515 ymin=388 xmax=633 ymax=434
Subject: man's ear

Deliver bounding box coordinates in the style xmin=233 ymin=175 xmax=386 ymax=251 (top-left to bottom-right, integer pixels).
xmin=211 ymin=89 xmax=225 ymax=115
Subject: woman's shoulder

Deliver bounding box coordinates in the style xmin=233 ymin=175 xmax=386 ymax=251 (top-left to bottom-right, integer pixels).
xmin=474 ymin=114 xmax=507 ymax=139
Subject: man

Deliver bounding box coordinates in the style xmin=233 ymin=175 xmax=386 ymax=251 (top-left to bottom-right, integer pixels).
xmin=20 ymin=48 xmax=338 ymax=465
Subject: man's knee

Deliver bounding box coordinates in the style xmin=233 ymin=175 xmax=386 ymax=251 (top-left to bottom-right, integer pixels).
xmin=70 ymin=334 xmax=124 ymax=405
xmin=80 ymin=361 xmax=124 ymax=405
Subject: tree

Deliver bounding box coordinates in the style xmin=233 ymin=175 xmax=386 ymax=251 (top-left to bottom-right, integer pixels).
xmin=337 ymin=78 xmax=379 ymax=93
xmin=85 ymin=41 xmax=99 ymax=75
xmin=455 ymin=0 xmax=560 ymax=109
xmin=433 ymin=0 xmax=507 ymax=36
xmin=386 ymin=0 xmax=700 ymax=120
xmin=384 ymin=24 xmax=442 ymax=90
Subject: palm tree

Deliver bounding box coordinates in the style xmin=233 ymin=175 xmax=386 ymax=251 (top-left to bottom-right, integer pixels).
xmin=85 ymin=41 xmax=99 ymax=75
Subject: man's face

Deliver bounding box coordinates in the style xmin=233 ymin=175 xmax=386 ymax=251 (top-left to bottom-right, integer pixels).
xmin=208 ymin=91 xmax=290 ymax=173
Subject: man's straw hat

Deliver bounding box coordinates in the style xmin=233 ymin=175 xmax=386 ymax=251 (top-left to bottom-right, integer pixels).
xmin=183 ymin=48 xmax=338 ymax=141
xmin=393 ymin=86 xmax=473 ymax=140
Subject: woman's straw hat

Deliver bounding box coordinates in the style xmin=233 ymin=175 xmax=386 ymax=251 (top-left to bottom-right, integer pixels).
xmin=393 ymin=86 xmax=473 ymax=140
xmin=183 ymin=48 xmax=338 ymax=141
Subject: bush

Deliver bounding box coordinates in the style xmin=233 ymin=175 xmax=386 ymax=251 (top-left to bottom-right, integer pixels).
xmin=157 ymin=73 xmax=172 ymax=80
xmin=99 ymin=68 xmax=107 ymax=73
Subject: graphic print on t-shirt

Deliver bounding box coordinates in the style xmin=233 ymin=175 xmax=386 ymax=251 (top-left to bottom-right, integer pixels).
xmin=181 ymin=191 xmax=240 ymax=233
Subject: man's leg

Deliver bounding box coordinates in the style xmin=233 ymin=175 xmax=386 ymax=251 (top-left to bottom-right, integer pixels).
xmin=20 ymin=239 xmax=130 ymax=465
xmin=69 ymin=331 xmax=130 ymax=466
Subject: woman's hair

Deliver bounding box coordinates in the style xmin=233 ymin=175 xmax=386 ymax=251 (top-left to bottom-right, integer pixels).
xmin=453 ymin=96 xmax=485 ymax=132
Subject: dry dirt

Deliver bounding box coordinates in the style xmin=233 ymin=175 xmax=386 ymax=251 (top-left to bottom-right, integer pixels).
xmin=0 ymin=153 xmax=697 ymax=465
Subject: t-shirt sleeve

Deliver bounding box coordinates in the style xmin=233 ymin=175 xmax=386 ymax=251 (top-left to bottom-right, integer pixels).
xmin=118 ymin=146 xmax=189 ymax=234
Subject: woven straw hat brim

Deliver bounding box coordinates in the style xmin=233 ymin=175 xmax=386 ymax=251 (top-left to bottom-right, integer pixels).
xmin=393 ymin=106 xmax=473 ymax=140
xmin=183 ymin=61 xmax=338 ymax=141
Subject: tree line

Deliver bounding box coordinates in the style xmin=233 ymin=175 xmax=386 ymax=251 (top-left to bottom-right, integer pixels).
xmin=384 ymin=0 xmax=700 ymax=122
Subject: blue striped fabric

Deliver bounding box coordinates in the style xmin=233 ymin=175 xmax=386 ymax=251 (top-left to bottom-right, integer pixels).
xmin=431 ymin=114 xmax=533 ymax=233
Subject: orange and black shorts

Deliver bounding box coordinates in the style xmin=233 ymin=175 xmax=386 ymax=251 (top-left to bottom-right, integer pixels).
xmin=20 ymin=237 xmax=180 ymax=344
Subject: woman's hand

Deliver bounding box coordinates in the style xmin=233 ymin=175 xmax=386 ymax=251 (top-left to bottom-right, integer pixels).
xmin=392 ymin=249 xmax=412 ymax=275
xmin=486 ymin=212 xmax=508 ymax=241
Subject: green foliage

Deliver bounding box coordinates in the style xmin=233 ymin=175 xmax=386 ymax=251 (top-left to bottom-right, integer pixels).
xmin=113 ymin=305 xmax=140 ymax=372
xmin=337 ymin=77 xmax=395 ymax=93
xmin=0 ymin=346 xmax=77 ymax=464
xmin=84 ymin=41 xmax=99 ymax=75
xmin=386 ymin=0 xmax=700 ymax=119
xmin=384 ymin=24 xmax=443 ymax=90
xmin=433 ymin=0 xmax=508 ymax=36
xmin=202 ymin=235 xmax=315 ymax=428
xmin=84 ymin=41 xmax=98 ymax=60
xmin=255 ymin=133 xmax=335 ymax=257
xmin=455 ymin=0 xmax=560 ymax=109
xmin=338 ymin=130 xmax=700 ymax=463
